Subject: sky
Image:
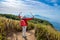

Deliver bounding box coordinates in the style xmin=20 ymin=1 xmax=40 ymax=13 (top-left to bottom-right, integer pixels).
xmin=0 ymin=0 xmax=60 ymax=29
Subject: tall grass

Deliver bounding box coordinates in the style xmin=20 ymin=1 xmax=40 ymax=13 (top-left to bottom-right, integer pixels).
xmin=35 ymin=24 xmax=60 ymax=40
xmin=0 ymin=16 xmax=60 ymax=40
xmin=0 ymin=16 xmax=34 ymax=40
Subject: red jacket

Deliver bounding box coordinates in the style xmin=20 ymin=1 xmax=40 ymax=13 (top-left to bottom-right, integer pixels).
xmin=20 ymin=18 xmax=33 ymax=27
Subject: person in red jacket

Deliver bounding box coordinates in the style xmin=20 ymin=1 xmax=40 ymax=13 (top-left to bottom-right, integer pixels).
xmin=19 ymin=15 xmax=34 ymax=38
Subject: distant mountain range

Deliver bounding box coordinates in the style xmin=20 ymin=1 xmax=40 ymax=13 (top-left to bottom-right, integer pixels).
xmin=34 ymin=15 xmax=60 ymax=31
xmin=0 ymin=13 xmax=60 ymax=31
xmin=34 ymin=15 xmax=49 ymax=20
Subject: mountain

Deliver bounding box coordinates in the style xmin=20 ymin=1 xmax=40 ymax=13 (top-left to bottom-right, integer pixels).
xmin=0 ymin=15 xmax=60 ymax=40
xmin=0 ymin=14 xmax=20 ymax=20
xmin=34 ymin=15 xmax=60 ymax=31
xmin=34 ymin=15 xmax=49 ymax=20
xmin=0 ymin=14 xmax=60 ymax=31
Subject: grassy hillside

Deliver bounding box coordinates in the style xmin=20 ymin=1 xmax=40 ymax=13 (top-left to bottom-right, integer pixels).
xmin=0 ymin=14 xmax=53 ymax=25
xmin=0 ymin=14 xmax=60 ymax=40
xmin=0 ymin=14 xmax=20 ymax=20
xmin=35 ymin=24 xmax=60 ymax=40
xmin=0 ymin=16 xmax=34 ymax=40
xmin=0 ymin=17 xmax=20 ymax=40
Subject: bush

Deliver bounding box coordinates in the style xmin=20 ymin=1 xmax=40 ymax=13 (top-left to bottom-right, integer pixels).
xmin=0 ymin=14 xmax=60 ymax=40
xmin=35 ymin=24 xmax=60 ymax=40
xmin=0 ymin=17 xmax=35 ymax=40
xmin=27 ymin=22 xmax=34 ymax=30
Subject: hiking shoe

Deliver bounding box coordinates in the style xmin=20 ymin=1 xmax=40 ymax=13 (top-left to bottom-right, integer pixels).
xmin=22 ymin=36 xmax=27 ymax=38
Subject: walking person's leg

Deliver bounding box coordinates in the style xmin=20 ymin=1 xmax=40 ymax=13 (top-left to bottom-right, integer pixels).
xmin=22 ymin=27 xmax=24 ymax=37
xmin=24 ymin=26 xmax=27 ymax=37
xmin=22 ymin=26 xmax=27 ymax=37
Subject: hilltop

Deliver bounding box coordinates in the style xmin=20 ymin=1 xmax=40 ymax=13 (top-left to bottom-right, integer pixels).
xmin=0 ymin=14 xmax=60 ymax=40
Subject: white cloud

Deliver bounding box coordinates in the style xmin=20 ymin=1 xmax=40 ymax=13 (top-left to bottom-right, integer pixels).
xmin=54 ymin=3 xmax=58 ymax=6
xmin=51 ymin=0 xmax=57 ymax=3
xmin=0 ymin=0 xmax=60 ymax=19
xmin=51 ymin=0 xmax=58 ymax=6
xmin=45 ymin=0 xmax=58 ymax=6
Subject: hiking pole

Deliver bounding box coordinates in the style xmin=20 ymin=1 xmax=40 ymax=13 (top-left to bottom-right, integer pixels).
xmin=19 ymin=12 xmax=22 ymax=17
xmin=30 ymin=12 xmax=34 ymax=18
xmin=18 ymin=12 xmax=22 ymax=19
xmin=30 ymin=12 xmax=37 ymax=30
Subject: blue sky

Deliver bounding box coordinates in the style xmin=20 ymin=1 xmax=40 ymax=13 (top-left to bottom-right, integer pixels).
xmin=35 ymin=0 xmax=60 ymax=6
xmin=0 ymin=0 xmax=60 ymax=23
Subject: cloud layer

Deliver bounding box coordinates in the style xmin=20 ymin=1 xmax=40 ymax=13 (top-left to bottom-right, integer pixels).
xmin=0 ymin=0 xmax=60 ymax=23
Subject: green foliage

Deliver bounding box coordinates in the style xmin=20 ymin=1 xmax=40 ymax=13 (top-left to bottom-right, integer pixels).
xmin=35 ymin=24 xmax=60 ymax=40
xmin=0 ymin=14 xmax=60 ymax=40
xmin=0 ymin=16 xmax=35 ymax=40
xmin=0 ymin=17 xmax=20 ymax=40
xmin=27 ymin=22 xmax=34 ymax=30
xmin=32 ymin=18 xmax=53 ymax=27
xmin=0 ymin=21 xmax=7 ymax=40
xmin=0 ymin=14 xmax=20 ymax=20
xmin=0 ymin=14 xmax=53 ymax=26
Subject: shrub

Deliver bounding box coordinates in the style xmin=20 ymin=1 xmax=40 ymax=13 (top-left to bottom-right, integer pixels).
xmin=35 ymin=24 xmax=60 ymax=40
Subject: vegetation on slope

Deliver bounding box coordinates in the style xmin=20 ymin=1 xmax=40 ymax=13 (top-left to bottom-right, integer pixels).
xmin=0 ymin=14 xmax=60 ymax=40
xmin=0 ymin=16 xmax=34 ymax=40
xmin=0 ymin=14 xmax=19 ymax=20
xmin=35 ymin=24 xmax=60 ymax=40
xmin=0 ymin=14 xmax=53 ymax=26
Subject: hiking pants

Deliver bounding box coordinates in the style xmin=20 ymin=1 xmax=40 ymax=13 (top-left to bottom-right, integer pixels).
xmin=22 ymin=26 xmax=27 ymax=37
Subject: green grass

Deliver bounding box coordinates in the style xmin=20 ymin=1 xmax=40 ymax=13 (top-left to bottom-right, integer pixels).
xmin=0 ymin=16 xmax=34 ymax=40
xmin=35 ymin=23 xmax=60 ymax=40
xmin=0 ymin=14 xmax=60 ymax=40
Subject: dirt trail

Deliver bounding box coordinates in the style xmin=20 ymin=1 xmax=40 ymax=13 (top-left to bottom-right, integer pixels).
xmin=7 ymin=30 xmax=36 ymax=40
